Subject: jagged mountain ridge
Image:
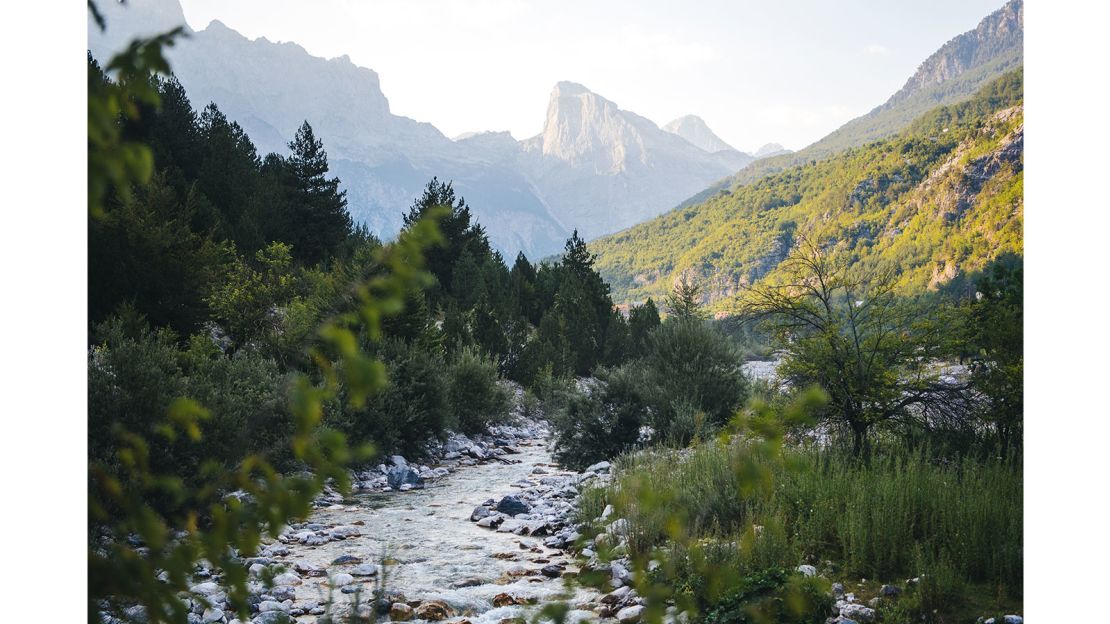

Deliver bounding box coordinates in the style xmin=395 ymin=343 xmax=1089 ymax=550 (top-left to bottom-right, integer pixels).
xmin=88 ymin=0 xmax=759 ymax=258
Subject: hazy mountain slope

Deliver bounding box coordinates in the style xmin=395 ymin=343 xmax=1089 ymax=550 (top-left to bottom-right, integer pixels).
xmin=89 ymin=0 xmax=757 ymax=258
xmin=89 ymin=1 xmax=571 ymax=259
xmin=591 ymin=70 xmax=1023 ymax=309
xmin=679 ymin=0 xmax=1023 ymax=209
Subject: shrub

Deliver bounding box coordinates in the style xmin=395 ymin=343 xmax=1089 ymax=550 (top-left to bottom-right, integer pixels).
xmin=551 ymin=366 xmax=650 ymax=470
xmin=337 ymin=338 xmax=450 ymax=456
xmin=638 ymin=318 xmax=749 ymax=444
xmin=446 ymin=346 xmax=511 ymax=434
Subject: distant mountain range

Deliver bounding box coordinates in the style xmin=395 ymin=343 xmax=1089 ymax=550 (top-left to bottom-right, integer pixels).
xmin=88 ymin=0 xmax=761 ymax=259
xmin=590 ymin=0 xmax=1024 ymax=308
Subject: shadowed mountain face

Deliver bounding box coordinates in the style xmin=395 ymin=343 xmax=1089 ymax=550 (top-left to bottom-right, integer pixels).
xmin=88 ymin=0 xmax=756 ymax=258
xmin=677 ymin=0 xmax=1023 ymax=209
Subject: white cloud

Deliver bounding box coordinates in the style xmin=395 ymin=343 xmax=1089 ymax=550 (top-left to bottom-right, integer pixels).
xmin=864 ymin=43 xmax=889 ymax=55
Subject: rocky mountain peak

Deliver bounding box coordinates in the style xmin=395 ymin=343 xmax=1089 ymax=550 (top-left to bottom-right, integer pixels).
xmin=662 ymin=115 xmax=735 ymax=154
xmin=889 ymin=0 xmax=1022 ymax=106
xmin=754 ymin=143 xmax=790 ymax=158
xmin=538 ymin=82 xmax=654 ymax=171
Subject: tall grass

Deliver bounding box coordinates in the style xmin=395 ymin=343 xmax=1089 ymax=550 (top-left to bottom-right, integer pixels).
xmin=600 ymin=441 xmax=1022 ymax=600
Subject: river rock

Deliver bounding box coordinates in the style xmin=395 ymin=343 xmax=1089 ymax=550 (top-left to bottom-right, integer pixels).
xmin=541 ymin=564 xmax=563 ymax=578
xmin=617 ymin=605 xmax=645 ymax=623
xmin=601 ymin=586 xmax=631 ymax=605
xmin=414 ymin=600 xmax=456 ymax=620
xmin=350 ymin=563 xmax=379 ymax=577
xmin=333 ymin=554 xmax=363 ymax=565
xmin=840 ymin=604 xmax=875 ymax=622
xmin=879 ymin=584 xmax=900 ymax=597
xmin=585 ymin=461 xmax=611 ymax=474
xmin=258 ymin=601 xmax=288 ymax=613
xmin=471 ymin=506 xmax=492 ymax=521
xmin=607 ymin=519 xmax=630 ymax=537
xmin=496 ymin=496 xmax=531 ymax=516
xmin=797 ymin=564 xmax=817 ymax=577
xmin=330 ymin=525 xmax=361 ymax=538
xmin=387 ymin=465 xmax=425 ymax=489
xmin=252 ymin=612 xmax=290 ymax=624
xmin=390 ymin=603 xmax=414 ymax=621
xmin=492 ymin=593 xmax=522 ymax=607
xmin=331 ymin=573 xmax=355 ymax=587
xmin=270 ymin=586 xmax=296 ymax=602
xmin=293 ymin=561 xmax=324 ymax=576
xmin=477 ymin=515 xmax=503 ymax=528
xmin=272 ymin=572 xmax=301 ymax=586
xmin=201 ymin=608 xmax=224 ymax=623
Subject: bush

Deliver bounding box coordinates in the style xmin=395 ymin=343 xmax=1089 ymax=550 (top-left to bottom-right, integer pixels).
xmin=638 ymin=319 xmax=749 ymax=442
xmin=550 ymin=318 xmax=750 ymax=466
xmin=337 ymin=338 xmax=450 ymax=456
xmin=551 ymin=366 xmax=650 ymax=470
xmin=89 ymin=316 xmax=291 ymax=480
xmin=446 ymin=347 xmax=511 ymax=434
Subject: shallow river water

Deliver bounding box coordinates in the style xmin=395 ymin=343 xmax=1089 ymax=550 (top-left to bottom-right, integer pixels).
xmin=272 ymin=435 xmax=599 ymax=623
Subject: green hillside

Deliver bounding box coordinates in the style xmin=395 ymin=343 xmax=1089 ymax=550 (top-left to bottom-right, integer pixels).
xmin=679 ymin=0 xmax=1023 ymax=209
xmin=592 ymin=70 xmax=1024 ymax=310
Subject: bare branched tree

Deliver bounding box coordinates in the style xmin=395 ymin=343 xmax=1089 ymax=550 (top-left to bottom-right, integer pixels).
xmin=738 ymin=237 xmax=972 ymax=456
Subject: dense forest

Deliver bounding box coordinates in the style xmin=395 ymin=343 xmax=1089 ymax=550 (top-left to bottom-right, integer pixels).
xmin=591 ymin=70 xmax=1024 ymax=310
xmin=87 ymin=14 xmax=1023 ymax=624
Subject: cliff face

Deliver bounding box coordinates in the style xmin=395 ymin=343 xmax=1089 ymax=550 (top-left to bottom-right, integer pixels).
xmin=889 ymin=0 xmax=1023 ymax=106
xmin=514 ymin=83 xmax=753 ymax=238
xmin=663 ymin=115 xmax=736 ymax=154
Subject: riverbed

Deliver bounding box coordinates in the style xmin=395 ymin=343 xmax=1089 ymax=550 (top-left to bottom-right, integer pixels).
xmin=254 ymin=422 xmax=601 ymax=624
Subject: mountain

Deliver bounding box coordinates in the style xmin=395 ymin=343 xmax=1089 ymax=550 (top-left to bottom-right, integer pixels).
xmin=678 ymin=0 xmax=1023 ymax=208
xmin=754 ymin=143 xmax=791 ymax=158
xmin=663 ymin=115 xmax=734 ymax=153
xmin=88 ymin=0 xmax=755 ymax=258
xmin=590 ymin=70 xmax=1023 ymax=309
xmin=514 ymin=83 xmax=754 ymax=238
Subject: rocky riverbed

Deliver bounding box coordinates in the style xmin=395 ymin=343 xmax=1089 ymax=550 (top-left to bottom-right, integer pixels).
xmin=109 ymin=416 xmax=615 ymax=624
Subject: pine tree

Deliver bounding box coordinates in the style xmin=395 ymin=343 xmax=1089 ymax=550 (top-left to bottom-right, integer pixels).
xmin=286 ymin=121 xmax=352 ymax=264
xmin=628 ymin=298 xmax=662 ymax=356
xmin=665 ymin=275 xmax=707 ymax=321
xmin=197 ymin=103 xmax=261 ymax=244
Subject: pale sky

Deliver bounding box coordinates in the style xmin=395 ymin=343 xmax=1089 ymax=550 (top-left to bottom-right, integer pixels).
xmin=175 ymin=0 xmax=1006 ymax=152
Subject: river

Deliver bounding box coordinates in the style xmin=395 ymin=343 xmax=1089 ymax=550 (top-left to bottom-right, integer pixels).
xmin=259 ymin=424 xmax=601 ymax=624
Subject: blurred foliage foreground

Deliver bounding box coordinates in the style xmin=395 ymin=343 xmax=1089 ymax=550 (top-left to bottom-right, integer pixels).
xmin=88 ymin=21 xmax=448 ymax=624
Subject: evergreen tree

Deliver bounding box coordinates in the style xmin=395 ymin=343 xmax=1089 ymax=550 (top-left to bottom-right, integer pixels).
xmin=665 ymin=274 xmax=707 ymax=321
xmin=628 ymin=298 xmax=662 ymax=357
xmin=403 ymin=177 xmax=489 ymax=294
xmin=197 ymin=103 xmax=261 ymax=244
xmin=510 ymin=251 xmax=538 ymax=321
xmin=286 ymin=121 xmax=352 ymax=264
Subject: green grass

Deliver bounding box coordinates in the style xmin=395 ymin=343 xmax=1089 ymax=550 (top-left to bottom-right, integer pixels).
xmin=587 ymin=441 xmax=1022 ymax=622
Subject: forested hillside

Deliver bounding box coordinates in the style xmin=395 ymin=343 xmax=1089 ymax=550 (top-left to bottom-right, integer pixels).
xmin=592 ymin=70 xmax=1023 ymax=309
